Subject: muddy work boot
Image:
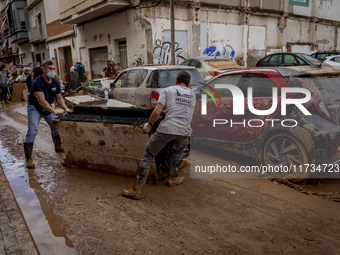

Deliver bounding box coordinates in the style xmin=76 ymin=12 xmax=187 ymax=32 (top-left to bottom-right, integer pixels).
xmin=122 ymin=166 xmax=149 ymax=200
xmin=24 ymin=143 xmax=35 ymax=169
xmin=52 ymin=135 xmax=64 ymax=152
xmin=168 ymin=160 xmax=185 ymax=187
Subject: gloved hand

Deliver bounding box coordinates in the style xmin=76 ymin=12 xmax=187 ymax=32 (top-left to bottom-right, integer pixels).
xmin=142 ymin=122 xmax=153 ymax=133
xmin=65 ymin=108 xmax=72 ymax=113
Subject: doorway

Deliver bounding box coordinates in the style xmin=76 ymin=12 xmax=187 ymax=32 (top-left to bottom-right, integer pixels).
xmin=64 ymin=47 xmax=73 ymax=74
xmin=36 ymin=54 xmax=41 ymax=65
xmin=119 ymin=40 xmax=127 ymax=69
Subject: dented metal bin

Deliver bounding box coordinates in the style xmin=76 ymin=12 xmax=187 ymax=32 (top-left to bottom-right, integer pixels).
xmin=52 ymin=106 xmax=172 ymax=184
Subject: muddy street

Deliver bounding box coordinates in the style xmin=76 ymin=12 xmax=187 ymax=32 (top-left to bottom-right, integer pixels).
xmin=1 ymin=102 xmax=340 ymax=254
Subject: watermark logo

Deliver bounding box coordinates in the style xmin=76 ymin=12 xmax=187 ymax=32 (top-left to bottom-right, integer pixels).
xmin=198 ymin=83 xmax=223 ymax=107
xmin=199 ymin=84 xmax=311 ymax=116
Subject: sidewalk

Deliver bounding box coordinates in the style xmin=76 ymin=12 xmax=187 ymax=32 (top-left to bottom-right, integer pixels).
xmin=0 ymin=163 xmax=39 ymax=255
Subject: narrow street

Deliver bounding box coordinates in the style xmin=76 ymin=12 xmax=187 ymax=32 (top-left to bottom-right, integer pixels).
xmin=1 ymin=102 xmax=340 ymax=254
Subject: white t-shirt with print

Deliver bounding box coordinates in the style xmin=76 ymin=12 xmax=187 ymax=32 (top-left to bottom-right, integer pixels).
xmin=156 ymin=85 xmax=196 ymax=136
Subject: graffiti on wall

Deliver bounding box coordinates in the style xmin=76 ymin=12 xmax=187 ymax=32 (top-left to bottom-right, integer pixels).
xmin=316 ymin=39 xmax=330 ymax=45
xmin=135 ymin=57 xmax=145 ymax=66
xmin=108 ymin=49 xmax=115 ymax=62
xmin=153 ymin=39 xmax=186 ymax=65
xmin=203 ymin=44 xmax=235 ymax=61
xmin=134 ymin=50 xmax=147 ymax=67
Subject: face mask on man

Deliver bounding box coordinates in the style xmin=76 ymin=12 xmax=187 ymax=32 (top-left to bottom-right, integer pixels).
xmin=46 ymin=71 xmax=55 ymax=79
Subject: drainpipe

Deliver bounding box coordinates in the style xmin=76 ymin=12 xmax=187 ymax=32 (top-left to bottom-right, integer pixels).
xmin=241 ymin=0 xmax=249 ymax=68
xmin=170 ymin=0 xmax=175 ymax=65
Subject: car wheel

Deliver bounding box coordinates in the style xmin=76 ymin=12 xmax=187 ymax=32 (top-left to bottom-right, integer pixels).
xmin=263 ymin=133 xmax=310 ymax=182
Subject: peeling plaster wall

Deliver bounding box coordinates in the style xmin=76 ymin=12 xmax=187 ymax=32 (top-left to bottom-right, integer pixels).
xmin=284 ymin=19 xmax=311 ymax=44
xmin=317 ymin=0 xmax=340 ymax=21
xmin=53 ymin=0 xmax=339 ymax=74
xmin=290 ymin=0 xmax=340 ymax=22
xmin=147 ymin=15 xmax=192 ymax=65
xmin=140 ymin=2 xmax=339 ymax=68
xmin=316 ymin=24 xmax=335 ymax=51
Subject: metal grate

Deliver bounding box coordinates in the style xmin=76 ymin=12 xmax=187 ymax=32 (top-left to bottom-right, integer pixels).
xmin=90 ymin=46 xmax=108 ymax=79
xmin=119 ymin=44 xmax=128 ymax=70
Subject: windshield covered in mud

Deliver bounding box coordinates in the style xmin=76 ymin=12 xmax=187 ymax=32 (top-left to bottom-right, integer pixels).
xmin=204 ymin=59 xmax=232 ymax=67
xmin=312 ymin=76 xmax=340 ymax=105
xmin=158 ymin=69 xmax=203 ymax=88
xmin=297 ymin=53 xmax=321 ymax=65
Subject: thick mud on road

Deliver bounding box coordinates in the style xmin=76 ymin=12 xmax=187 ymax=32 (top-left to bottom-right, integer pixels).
xmin=1 ymin=102 xmax=340 ymax=255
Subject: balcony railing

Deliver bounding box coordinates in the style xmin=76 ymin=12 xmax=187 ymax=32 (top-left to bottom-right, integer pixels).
xmin=1 ymin=6 xmax=7 ymax=18
xmin=3 ymin=28 xmax=9 ymax=37
xmin=28 ymin=25 xmax=47 ymax=43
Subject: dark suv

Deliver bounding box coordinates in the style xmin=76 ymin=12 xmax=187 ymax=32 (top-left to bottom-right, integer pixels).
xmin=256 ymin=52 xmax=325 ymax=67
xmin=311 ymin=51 xmax=340 ymax=61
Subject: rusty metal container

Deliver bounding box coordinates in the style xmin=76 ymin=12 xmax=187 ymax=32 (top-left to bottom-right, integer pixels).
xmin=52 ymin=106 xmax=172 ymax=184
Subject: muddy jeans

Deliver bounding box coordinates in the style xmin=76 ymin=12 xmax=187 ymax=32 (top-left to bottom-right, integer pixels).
xmin=140 ymin=131 xmax=189 ymax=169
xmin=25 ymin=104 xmax=59 ymax=143
xmin=0 ymin=86 xmax=8 ymax=100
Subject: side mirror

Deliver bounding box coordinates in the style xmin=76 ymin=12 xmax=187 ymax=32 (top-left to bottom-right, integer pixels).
xmin=110 ymin=82 xmax=115 ymax=89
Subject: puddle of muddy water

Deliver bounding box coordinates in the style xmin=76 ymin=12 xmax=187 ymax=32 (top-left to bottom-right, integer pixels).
xmin=0 ymin=140 xmax=78 ymax=255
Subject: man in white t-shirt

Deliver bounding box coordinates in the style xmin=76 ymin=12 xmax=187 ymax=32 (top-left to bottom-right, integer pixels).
xmin=123 ymin=71 xmax=196 ymax=200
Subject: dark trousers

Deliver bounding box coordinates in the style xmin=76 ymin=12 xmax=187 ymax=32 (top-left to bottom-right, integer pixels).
xmin=0 ymin=86 xmax=8 ymax=100
xmin=139 ymin=131 xmax=189 ymax=169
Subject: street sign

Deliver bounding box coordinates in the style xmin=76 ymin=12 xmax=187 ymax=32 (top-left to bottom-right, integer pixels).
xmin=289 ymin=0 xmax=309 ymax=7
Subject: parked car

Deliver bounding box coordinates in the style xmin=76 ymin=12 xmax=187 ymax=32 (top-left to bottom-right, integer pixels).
xmin=255 ymin=52 xmax=331 ymax=68
xmin=323 ymin=55 xmax=340 ymax=69
xmin=108 ymin=66 xmax=203 ymax=108
xmin=191 ymin=66 xmax=340 ymax=181
xmin=180 ymin=57 xmax=241 ymax=81
xmin=311 ymin=50 xmax=340 ymax=61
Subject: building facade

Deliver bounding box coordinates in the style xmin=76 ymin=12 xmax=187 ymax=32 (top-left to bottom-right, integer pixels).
xmin=0 ymin=0 xmax=29 ymax=64
xmin=13 ymin=0 xmax=340 ymax=80
xmin=25 ymin=0 xmax=49 ymax=66
xmin=19 ymin=0 xmax=74 ymax=80
xmin=56 ymin=0 xmax=340 ymax=80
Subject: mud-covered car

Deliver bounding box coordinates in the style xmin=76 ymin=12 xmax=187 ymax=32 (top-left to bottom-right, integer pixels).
xmin=323 ymin=55 xmax=340 ymax=69
xmin=180 ymin=56 xmax=241 ymax=81
xmin=191 ymin=66 xmax=340 ymax=180
xmin=108 ymin=66 xmax=203 ymax=108
xmin=311 ymin=50 xmax=340 ymax=61
xmin=256 ymin=52 xmax=331 ymax=68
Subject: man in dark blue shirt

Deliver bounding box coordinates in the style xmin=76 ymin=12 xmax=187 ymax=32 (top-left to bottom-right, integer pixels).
xmin=24 ymin=61 xmax=70 ymax=168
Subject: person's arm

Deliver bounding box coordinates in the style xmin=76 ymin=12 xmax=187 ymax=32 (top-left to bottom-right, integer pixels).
xmin=149 ymin=103 xmax=164 ymax=126
xmin=31 ymin=72 xmax=34 ymax=82
xmin=55 ymin=93 xmax=67 ymax=110
xmin=34 ymin=91 xmax=55 ymax=113
xmin=142 ymin=103 xmax=164 ymax=133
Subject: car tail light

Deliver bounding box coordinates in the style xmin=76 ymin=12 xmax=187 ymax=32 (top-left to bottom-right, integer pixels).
xmin=315 ymin=100 xmax=332 ymax=120
xmin=150 ymin=91 xmax=159 ymax=107
xmin=208 ymin=71 xmax=220 ymax=76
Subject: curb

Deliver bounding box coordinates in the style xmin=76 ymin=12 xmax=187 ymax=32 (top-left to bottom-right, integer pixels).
xmin=0 ymin=162 xmax=40 ymax=255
